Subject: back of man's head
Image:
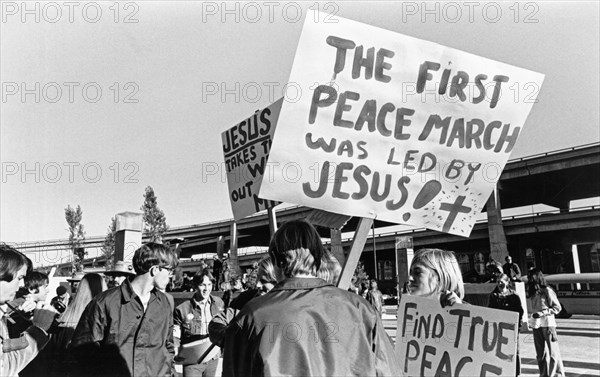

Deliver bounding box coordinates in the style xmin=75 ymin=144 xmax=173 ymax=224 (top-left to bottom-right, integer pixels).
xmin=268 ymin=220 xmax=324 ymax=278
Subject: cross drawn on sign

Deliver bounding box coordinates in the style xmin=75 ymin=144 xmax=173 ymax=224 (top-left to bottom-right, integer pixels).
xmin=439 ymin=196 xmax=472 ymax=233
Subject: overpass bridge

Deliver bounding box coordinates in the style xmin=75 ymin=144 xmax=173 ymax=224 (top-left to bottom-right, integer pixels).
xmin=14 ymin=143 xmax=600 ymax=285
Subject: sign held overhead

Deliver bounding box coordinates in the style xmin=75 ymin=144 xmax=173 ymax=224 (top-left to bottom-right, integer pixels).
xmin=260 ymin=16 xmax=544 ymax=236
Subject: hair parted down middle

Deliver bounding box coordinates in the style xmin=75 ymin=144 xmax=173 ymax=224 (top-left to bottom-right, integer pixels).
xmin=268 ymin=219 xmax=325 ymax=278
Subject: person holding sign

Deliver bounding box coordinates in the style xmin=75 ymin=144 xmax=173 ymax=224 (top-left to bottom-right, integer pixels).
xmin=489 ymin=273 xmax=524 ymax=376
xmin=526 ymin=269 xmax=565 ymax=377
xmin=408 ymin=248 xmax=464 ymax=307
xmin=222 ymin=219 xmax=400 ymax=377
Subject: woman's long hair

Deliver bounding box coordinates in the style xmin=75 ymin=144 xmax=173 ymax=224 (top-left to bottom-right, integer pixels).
xmin=526 ymin=268 xmax=547 ymax=298
xmin=411 ymin=248 xmax=465 ymax=299
xmin=56 ymin=273 xmax=107 ymax=349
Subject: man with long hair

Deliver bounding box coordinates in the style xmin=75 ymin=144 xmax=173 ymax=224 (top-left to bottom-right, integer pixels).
xmin=173 ymin=270 xmax=224 ymax=377
xmin=222 ymin=220 xmax=400 ymax=376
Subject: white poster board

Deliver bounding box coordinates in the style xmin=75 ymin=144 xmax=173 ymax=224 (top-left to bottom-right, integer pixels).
xmin=222 ymin=98 xmax=283 ymax=220
xmin=260 ymin=16 xmax=544 ymax=236
xmin=396 ymin=295 xmax=519 ymax=376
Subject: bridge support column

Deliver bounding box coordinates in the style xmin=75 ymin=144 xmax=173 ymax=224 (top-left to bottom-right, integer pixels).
xmin=114 ymin=212 xmax=143 ymax=266
xmin=395 ymin=236 xmax=414 ymax=299
xmin=486 ymin=186 xmax=509 ymax=262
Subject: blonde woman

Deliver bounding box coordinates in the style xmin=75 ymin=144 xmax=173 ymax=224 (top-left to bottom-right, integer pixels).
xmin=408 ymin=248 xmax=465 ymax=307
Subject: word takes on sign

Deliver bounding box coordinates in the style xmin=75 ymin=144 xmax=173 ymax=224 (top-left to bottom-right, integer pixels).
xmin=222 ymin=98 xmax=283 ymax=220
xmin=259 ymin=16 xmax=544 ymax=236
xmin=396 ymin=295 xmax=518 ymax=377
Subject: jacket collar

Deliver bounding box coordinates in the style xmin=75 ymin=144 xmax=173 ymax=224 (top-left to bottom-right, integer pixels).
xmin=120 ymin=278 xmax=162 ymax=304
xmin=271 ymin=277 xmax=332 ymax=292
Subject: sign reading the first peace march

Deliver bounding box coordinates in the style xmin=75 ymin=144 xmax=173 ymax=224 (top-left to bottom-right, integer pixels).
xmin=260 ymin=16 xmax=544 ymax=236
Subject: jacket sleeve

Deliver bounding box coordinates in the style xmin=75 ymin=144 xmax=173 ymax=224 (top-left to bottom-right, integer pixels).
xmin=488 ymin=293 xmax=498 ymax=309
xmin=1 ymin=324 xmax=49 ymax=377
xmin=513 ymin=295 xmax=524 ymax=324
xmin=166 ymin=307 xmax=175 ymax=376
xmin=222 ymin=319 xmax=257 ymax=377
xmin=208 ymin=307 xmax=236 ymax=348
xmin=173 ymin=305 xmax=184 ymax=350
xmin=373 ymin=316 xmax=403 ymax=376
xmin=544 ymin=287 xmax=562 ymax=316
xmin=70 ymin=299 xmax=105 ymax=349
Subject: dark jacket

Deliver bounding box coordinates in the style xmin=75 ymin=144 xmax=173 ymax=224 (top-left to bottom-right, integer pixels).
xmin=503 ymin=262 xmax=522 ymax=281
xmin=209 ymin=289 xmax=259 ymax=348
xmin=222 ymin=278 xmax=401 ymax=377
xmin=489 ymin=287 xmax=524 ymax=324
xmin=70 ymin=280 xmax=175 ymax=377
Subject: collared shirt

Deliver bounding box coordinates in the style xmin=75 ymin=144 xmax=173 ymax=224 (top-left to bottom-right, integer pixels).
xmin=197 ymin=299 xmax=212 ymax=335
xmin=70 ymin=279 xmax=175 ymax=377
xmin=223 ymin=277 xmax=401 ymax=377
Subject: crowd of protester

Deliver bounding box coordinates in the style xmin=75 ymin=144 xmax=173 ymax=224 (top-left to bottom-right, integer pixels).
xmin=1 ymin=219 xmax=565 ymax=377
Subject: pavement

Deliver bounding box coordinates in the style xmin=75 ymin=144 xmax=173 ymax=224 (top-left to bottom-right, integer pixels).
xmin=382 ymin=307 xmax=600 ymax=377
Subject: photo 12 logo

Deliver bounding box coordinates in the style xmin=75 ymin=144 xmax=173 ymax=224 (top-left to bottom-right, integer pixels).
xmin=1 ymin=2 xmax=140 ymax=23
xmin=200 ymin=1 xmax=339 ymax=24
xmin=400 ymin=2 xmax=540 ymax=24
xmin=1 ymin=82 xmax=140 ymax=104
xmin=2 ymin=162 xmax=140 ymax=184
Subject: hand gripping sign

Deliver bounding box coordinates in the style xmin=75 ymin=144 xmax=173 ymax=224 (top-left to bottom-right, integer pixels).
xmin=222 ymin=98 xmax=283 ymax=221
xmin=259 ymin=16 xmax=544 ymax=236
xmin=396 ymin=295 xmax=519 ymax=376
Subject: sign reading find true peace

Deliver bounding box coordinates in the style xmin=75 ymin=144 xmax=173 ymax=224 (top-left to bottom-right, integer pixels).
xmin=259 ymin=15 xmax=544 ymax=236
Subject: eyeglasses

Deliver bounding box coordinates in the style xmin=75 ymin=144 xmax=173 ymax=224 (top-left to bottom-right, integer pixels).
xmin=158 ymin=265 xmax=174 ymax=276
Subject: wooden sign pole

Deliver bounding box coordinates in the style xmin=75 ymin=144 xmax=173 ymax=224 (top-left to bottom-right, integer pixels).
xmin=336 ymin=217 xmax=374 ymax=290
xmin=267 ymin=206 xmax=278 ymax=238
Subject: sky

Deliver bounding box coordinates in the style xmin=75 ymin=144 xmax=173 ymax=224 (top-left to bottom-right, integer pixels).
xmin=1 ymin=1 xmax=599 ymax=246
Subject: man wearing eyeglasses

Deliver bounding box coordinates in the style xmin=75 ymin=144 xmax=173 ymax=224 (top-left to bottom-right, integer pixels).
xmin=70 ymin=242 xmax=178 ymax=377
xmin=174 ymin=270 xmax=224 ymax=377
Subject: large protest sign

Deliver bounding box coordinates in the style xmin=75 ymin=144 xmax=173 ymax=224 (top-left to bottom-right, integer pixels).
xmin=396 ymin=295 xmax=519 ymax=376
xmin=260 ymin=16 xmax=544 ymax=236
xmin=222 ymin=98 xmax=283 ymax=221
